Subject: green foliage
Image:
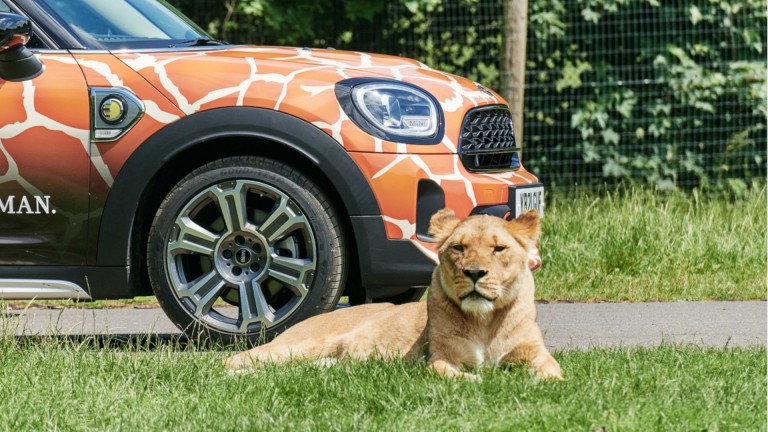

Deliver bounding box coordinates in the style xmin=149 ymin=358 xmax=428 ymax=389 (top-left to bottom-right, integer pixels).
xmin=170 ymin=0 xmax=420 ymax=46
xmin=525 ymin=0 xmax=767 ymax=192
xmin=379 ymin=0 xmax=503 ymax=87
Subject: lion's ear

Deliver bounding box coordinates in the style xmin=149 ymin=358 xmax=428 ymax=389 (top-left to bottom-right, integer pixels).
xmin=428 ymin=208 xmax=460 ymax=243
xmin=508 ymin=210 xmax=540 ymax=248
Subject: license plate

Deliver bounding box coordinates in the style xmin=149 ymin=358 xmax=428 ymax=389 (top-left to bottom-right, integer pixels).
xmin=514 ymin=186 xmax=545 ymax=217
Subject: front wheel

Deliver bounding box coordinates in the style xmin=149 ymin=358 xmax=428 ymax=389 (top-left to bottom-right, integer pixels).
xmin=147 ymin=156 xmax=346 ymax=345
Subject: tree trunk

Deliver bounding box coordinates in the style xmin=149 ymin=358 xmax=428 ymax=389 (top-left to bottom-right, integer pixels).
xmin=503 ymin=0 xmax=528 ymax=145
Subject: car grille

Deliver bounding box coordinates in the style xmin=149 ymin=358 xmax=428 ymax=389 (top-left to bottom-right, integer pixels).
xmin=458 ymin=106 xmax=521 ymax=172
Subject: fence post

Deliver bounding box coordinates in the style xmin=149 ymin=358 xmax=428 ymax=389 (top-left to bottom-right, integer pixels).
xmin=503 ymin=0 xmax=528 ymax=145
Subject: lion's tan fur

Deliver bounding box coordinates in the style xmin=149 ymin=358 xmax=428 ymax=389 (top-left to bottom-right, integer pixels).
xmin=225 ymin=209 xmax=562 ymax=380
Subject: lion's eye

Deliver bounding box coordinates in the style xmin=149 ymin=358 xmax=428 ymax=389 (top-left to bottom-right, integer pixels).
xmin=452 ymin=244 xmax=464 ymax=252
xmin=493 ymin=246 xmax=507 ymax=253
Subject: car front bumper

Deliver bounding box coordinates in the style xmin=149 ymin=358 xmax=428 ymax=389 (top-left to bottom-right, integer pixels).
xmin=349 ymin=152 xmax=545 ymax=298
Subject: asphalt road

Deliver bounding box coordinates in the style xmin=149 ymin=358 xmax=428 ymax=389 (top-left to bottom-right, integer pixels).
xmin=4 ymin=301 xmax=765 ymax=349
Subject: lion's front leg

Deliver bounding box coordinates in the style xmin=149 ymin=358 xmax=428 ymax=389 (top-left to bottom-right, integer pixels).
xmin=224 ymin=345 xmax=293 ymax=371
xmin=225 ymin=338 xmax=337 ymax=371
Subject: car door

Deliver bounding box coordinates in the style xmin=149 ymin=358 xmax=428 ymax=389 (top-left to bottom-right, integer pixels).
xmin=0 ymin=1 xmax=91 ymax=264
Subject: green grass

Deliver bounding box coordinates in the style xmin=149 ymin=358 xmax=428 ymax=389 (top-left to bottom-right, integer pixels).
xmin=5 ymin=296 xmax=161 ymax=310
xmin=0 ymin=340 xmax=763 ymax=431
xmin=536 ymin=187 xmax=767 ymax=301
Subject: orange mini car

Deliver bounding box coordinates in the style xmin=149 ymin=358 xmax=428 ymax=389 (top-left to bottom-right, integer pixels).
xmin=0 ymin=0 xmax=544 ymax=343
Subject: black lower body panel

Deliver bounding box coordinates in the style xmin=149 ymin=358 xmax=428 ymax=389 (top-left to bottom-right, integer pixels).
xmin=350 ymin=215 xmax=435 ymax=299
xmin=0 ymin=266 xmax=132 ymax=300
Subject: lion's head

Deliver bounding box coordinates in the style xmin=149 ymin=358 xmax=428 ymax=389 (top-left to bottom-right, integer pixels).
xmin=428 ymin=209 xmax=540 ymax=315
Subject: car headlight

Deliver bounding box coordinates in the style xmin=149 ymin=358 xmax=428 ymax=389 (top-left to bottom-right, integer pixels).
xmin=335 ymin=78 xmax=444 ymax=144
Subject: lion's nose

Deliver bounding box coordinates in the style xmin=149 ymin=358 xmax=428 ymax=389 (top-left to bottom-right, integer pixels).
xmin=463 ymin=269 xmax=488 ymax=283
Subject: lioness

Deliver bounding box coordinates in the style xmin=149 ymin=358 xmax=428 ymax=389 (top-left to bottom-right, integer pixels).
xmin=225 ymin=209 xmax=562 ymax=381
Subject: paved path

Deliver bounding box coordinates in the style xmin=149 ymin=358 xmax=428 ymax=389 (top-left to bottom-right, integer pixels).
xmin=3 ymin=301 xmax=765 ymax=349
xmin=536 ymin=301 xmax=765 ymax=349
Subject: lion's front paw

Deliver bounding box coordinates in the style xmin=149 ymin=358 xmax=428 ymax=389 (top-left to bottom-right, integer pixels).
xmin=458 ymin=371 xmax=483 ymax=382
xmin=223 ymin=352 xmax=255 ymax=371
xmin=532 ymin=354 xmax=563 ymax=380
xmin=429 ymin=360 xmax=483 ymax=382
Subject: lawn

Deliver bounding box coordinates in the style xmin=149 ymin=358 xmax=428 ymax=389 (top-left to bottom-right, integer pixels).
xmin=0 ymin=340 xmax=763 ymax=431
xmin=536 ymin=186 xmax=766 ymax=301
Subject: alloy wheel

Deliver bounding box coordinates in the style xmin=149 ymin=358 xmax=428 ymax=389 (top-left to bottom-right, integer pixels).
xmin=165 ymin=179 xmax=317 ymax=334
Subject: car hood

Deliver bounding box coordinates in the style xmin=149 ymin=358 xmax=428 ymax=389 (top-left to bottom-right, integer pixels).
xmin=118 ymin=46 xmax=503 ymax=111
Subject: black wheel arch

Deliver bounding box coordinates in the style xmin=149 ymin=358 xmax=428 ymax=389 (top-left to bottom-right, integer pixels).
xmin=96 ymin=107 xmax=380 ymax=295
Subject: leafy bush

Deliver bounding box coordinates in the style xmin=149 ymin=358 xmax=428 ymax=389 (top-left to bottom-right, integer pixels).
xmin=523 ymin=0 xmax=766 ymax=192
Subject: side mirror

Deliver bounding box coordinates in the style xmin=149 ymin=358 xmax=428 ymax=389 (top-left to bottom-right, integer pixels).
xmin=0 ymin=13 xmax=44 ymax=82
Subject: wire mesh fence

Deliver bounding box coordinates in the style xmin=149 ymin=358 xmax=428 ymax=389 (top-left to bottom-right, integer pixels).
xmin=521 ymin=0 xmax=766 ymax=192
xmin=172 ymin=0 xmax=766 ymax=192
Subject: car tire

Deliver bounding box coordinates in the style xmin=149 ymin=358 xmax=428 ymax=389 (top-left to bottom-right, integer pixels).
xmin=147 ymin=156 xmax=346 ymax=345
